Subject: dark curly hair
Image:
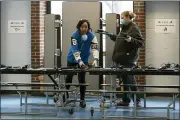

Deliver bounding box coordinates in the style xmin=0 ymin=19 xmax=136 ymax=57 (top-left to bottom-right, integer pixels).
xmin=76 ymin=19 xmax=91 ymax=31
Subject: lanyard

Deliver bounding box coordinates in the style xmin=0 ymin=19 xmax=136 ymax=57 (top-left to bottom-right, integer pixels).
xmin=79 ymin=39 xmax=86 ymax=59
xmin=79 ymin=38 xmax=85 ymax=51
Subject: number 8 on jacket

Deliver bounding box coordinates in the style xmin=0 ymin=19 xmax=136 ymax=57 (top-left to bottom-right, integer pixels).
xmin=71 ymin=37 xmax=77 ymax=45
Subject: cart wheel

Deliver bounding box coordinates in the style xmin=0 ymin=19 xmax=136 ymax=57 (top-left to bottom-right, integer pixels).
xmin=99 ymin=100 xmax=104 ymax=107
xmin=53 ymin=95 xmax=58 ymax=103
xmin=69 ymin=107 xmax=74 ymax=115
xmin=90 ymin=107 xmax=94 ymax=117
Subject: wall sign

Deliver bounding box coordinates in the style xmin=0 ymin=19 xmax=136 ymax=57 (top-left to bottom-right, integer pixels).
xmin=155 ymin=19 xmax=176 ymax=33
xmin=8 ymin=20 xmax=27 ymax=33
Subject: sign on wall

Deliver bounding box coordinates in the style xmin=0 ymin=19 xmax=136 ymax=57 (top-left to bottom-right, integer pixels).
xmin=155 ymin=19 xmax=176 ymax=33
xmin=8 ymin=20 xmax=26 ymax=33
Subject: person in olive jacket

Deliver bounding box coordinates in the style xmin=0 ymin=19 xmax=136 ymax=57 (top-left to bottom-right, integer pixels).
xmin=108 ymin=11 xmax=145 ymax=107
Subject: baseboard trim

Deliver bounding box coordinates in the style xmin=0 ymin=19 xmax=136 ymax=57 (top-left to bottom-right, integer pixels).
xmin=103 ymin=93 xmax=178 ymax=99
xmin=1 ymin=91 xmax=18 ymax=95
xmin=146 ymin=93 xmax=177 ymax=97
xmin=1 ymin=91 xmax=54 ymax=97
xmin=1 ymin=92 xmax=179 ymax=98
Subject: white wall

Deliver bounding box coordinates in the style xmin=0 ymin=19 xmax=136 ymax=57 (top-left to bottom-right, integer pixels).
xmin=1 ymin=1 xmax=31 ymax=89
xmin=145 ymin=1 xmax=179 ymax=92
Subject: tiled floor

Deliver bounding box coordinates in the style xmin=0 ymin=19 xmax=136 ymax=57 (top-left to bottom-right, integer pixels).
xmin=1 ymin=94 xmax=180 ymax=119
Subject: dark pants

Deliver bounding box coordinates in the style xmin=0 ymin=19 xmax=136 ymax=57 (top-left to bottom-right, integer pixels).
xmin=65 ymin=62 xmax=87 ymax=101
xmin=118 ymin=63 xmax=141 ymax=103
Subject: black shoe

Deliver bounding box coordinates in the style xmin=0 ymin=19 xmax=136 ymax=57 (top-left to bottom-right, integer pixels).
xmin=116 ymin=101 xmax=130 ymax=106
xmin=79 ymin=101 xmax=86 ymax=108
xmin=133 ymin=101 xmax=142 ymax=107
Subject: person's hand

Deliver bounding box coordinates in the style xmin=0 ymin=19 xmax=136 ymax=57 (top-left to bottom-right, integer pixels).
xmin=78 ymin=60 xmax=88 ymax=70
xmin=125 ymin=36 xmax=132 ymax=42
xmin=107 ymin=33 xmax=117 ymax=41
xmin=108 ymin=33 xmax=115 ymax=38
xmin=92 ymin=59 xmax=98 ymax=67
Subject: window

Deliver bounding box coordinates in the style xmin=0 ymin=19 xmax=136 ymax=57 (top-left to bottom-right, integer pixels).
xmin=101 ymin=1 xmax=133 ymax=20
xmin=51 ymin=1 xmax=63 ymax=15
xmin=101 ymin=1 xmax=133 ymax=51
xmin=51 ymin=1 xmax=133 ymax=20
